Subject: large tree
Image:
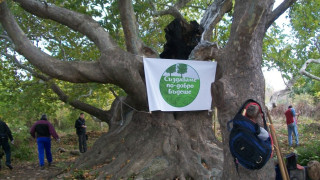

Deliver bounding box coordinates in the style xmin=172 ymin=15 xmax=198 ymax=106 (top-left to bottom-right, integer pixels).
xmin=0 ymin=0 xmax=298 ymax=179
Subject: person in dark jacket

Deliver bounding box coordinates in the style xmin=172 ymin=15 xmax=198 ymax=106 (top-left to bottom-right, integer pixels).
xmin=0 ymin=118 xmax=14 ymax=170
xmin=75 ymin=113 xmax=87 ymax=153
xmin=30 ymin=114 xmax=59 ymax=169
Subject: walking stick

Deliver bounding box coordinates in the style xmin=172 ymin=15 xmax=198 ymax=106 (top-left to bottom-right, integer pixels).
xmin=267 ymin=110 xmax=290 ymax=180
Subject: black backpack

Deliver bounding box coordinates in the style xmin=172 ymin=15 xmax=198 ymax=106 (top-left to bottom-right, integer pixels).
xmin=227 ymin=99 xmax=273 ymax=170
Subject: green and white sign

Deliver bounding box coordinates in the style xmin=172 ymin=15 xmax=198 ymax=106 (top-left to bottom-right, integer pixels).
xmin=144 ymin=58 xmax=217 ymax=111
xmin=159 ymin=63 xmax=200 ymax=107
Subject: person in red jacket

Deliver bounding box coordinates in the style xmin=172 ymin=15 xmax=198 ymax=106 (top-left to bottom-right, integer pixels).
xmin=30 ymin=114 xmax=60 ymax=169
xmin=285 ymin=105 xmax=300 ymax=147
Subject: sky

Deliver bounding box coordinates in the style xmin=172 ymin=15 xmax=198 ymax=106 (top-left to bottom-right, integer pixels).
xmin=263 ymin=0 xmax=288 ymax=91
xmin=263 ymin=68 xmax=286 ymax=91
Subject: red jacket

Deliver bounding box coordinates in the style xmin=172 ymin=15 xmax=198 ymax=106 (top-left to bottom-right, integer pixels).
xmin=285 ymin=109 xmax=294 ymax=125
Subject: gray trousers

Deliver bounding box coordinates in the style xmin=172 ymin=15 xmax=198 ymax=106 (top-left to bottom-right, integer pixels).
xmin=78 ymin=133 xmax=87 ymax=153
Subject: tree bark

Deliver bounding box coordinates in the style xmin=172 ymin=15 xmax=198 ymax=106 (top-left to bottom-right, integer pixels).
xmin=73 ymin=111 xmax=223 ymax=179
xmin=211 ymin=0 xmax=279 ymax=179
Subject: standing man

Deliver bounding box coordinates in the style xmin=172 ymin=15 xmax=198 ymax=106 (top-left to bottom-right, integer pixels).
xmin=285 ymin=105 xmax=300 ymax=147
xmin=75 ymin=113 xmax=87 ymax=153
xmin=0 ymin=118 xmax=14 ymax=170
xmin=30 ymin=114 xmax=60 ymax=169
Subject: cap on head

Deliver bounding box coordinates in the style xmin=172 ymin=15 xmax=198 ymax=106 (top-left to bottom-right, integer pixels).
xmin=41 ymin=114 xmax=47 ymax=120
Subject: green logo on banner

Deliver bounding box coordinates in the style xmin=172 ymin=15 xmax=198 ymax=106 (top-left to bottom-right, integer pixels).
xmin=159 ymin=63 xmax=200 ymax=107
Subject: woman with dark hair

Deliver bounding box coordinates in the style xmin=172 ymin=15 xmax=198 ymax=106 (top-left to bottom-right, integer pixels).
xmin=30 ymin=114 xmax=60 ymax=169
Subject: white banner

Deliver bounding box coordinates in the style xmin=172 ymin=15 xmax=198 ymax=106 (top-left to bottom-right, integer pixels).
xmin=144 ymin=58 xmax=217 ymax=111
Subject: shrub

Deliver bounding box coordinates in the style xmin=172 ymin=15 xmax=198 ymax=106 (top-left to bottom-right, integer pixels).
xmin=11 ymin=129 xmax=36 ymax=161
xmin=296 ymin=140 xmax=320 ymax=166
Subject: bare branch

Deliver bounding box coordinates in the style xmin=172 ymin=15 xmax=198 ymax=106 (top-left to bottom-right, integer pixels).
xmin=266 ymin=0 xmax=296 ymax=30
xmin=150 ymin=0 xmax=189 ymax=24
xmin=299 ymin=59 xmax=320 ymax=81
xmin=78 ymin=89 xmax=93 ymax=100
xmin=200 ymin=0 xmax=232 ymax=42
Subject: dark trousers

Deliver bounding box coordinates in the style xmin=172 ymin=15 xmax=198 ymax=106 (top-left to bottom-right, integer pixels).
xmin=0 ymin=140 xmax=11 ymax=166
xmin=78 ymin=133 xmax=87 ymax=153
xmin=37 ymin=137 xmax=52 ymax=166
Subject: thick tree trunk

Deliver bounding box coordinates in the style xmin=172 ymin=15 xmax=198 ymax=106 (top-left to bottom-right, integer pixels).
xmin=73 ymin=111 xmax=223 ymax=179
xmin=212 ymin=1 xmax=277 ymax=178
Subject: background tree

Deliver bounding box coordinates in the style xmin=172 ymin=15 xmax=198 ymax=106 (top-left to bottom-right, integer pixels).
xmin=165 ymin=64 xmax=177 ymax=77
xmin=177 ymin=63 xmax=188 ymax=77
xmin=263 ymin=0 xmax=320 ymax=100
xmin=0 ymin=0 xmax=300 ymax=179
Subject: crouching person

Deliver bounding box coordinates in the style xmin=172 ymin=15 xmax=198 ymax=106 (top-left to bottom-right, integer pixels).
xmin=30 ymin=114 xmax=60 ymax=170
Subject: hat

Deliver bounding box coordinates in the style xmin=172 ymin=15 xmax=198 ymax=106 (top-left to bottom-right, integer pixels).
xmin=40 ymin=114 xmax=47 ymax=120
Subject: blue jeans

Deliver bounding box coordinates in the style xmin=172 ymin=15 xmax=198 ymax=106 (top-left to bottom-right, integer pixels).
xmin=287 ymin=123 xmax=299 ymax=146
xmin=37 ymin=137 xmax=52 ymax=166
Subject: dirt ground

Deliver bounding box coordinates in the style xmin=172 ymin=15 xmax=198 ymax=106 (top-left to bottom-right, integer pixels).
xmin=0 ymin=160 xmax=71 ymax=180
xmin=0 ymin=131 xmax=102 ymax=180
xmin=0 ymin=119 xmax=318 ymax=179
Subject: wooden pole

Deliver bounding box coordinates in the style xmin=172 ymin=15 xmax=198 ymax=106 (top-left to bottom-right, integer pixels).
xmin=267 ymin=110 xmax=290 ymax=180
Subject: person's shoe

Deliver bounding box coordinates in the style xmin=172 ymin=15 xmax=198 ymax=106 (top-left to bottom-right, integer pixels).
xmin=40 ymin=166 xmax=45 ymax=170
xmin=48 ymin=162 xmax=52 ymax=166
xmin=6 ymin=164 xmax=13 ymax=170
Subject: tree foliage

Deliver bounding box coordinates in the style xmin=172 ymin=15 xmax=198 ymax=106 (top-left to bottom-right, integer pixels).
xmin=263 ymin=0 xmax=319 ymax=97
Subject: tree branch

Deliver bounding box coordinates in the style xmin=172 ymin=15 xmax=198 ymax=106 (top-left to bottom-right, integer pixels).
xmin=315 ymin=36 xmax=320 ymax=53
xmin=189 ymin=41 xmax=220 ymax=60
xmin=150 ymin=0 xmax=189 ymax=24
xmin=200 ymin=0 xmax=232 ymax=42
xmin=299 ymin=59 xmax=320 ymax=81
xmin=13 ymin=0 xmax=117 ymax=52
xmin=174 ymin=0 xmax=192 ymax=9
xmin=265 ymin=0 xmax=297 ymax=30
xmin=118 ymin=0 xmax=158 ymax=57
xmin=0 ymin=34 xmax=15 ymax=48
xmin=3 ymin=52 xmax=112 ymax=124
xmin=1 ymin=1 xmax=148 ymax=108
xmin=0 ymin=1 xmax=110 ymax=83
xmin=267 ymin=76 xmax=296 ymax=110
xmin=229 ymin=0 xmax=268 ymax=46
xmin=119 ymin=0 xmax=141 ymax=55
